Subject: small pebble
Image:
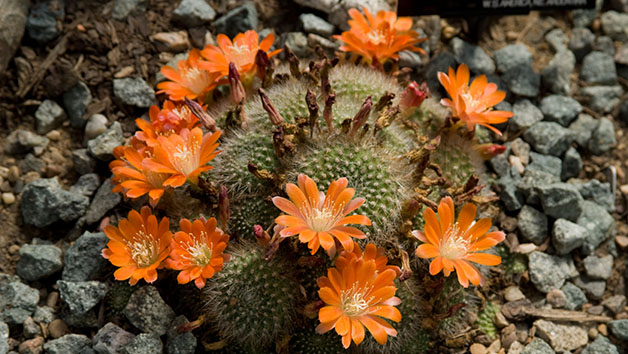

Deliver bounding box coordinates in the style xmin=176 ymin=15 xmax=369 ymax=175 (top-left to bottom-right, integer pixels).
xmin=615 ymin=235 xmax=628 ymax=248
xmin=8 ymin=166 xmax=19 ymax=183
xmin=46 ymin=291 xmax=59 ymax=308
xmin=2 ymin=192 xmax=15 ymax=205
xmin=598 ymin=323 xmax=607 ymax=336
xmin=47 ymin=319 xmax=69 ymax=339
xmin=504 ymin=286 xmax=526 ymax=302
xmin=588 ymin=327 xmax=598 ymax=339
xmin=546 ymin=289 xmax=567 ymax=308
xmin=46 ymin=130 xmax=61 ymax=141
xmin=469 ymin=343 xmax=488 ymax=354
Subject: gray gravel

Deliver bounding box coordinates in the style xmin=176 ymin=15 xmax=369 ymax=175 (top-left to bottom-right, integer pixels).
xmin=123 ymin=286 xmax=176 ymax=335
xmin=16 ymin=243 xmax=63 ymax=281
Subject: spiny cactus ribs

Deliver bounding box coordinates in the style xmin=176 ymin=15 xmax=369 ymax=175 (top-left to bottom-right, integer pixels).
xmin=106 ymin=9 xmax=511 ymax=352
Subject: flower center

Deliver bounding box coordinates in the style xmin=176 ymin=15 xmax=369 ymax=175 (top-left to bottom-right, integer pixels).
xmin=366 ymin=29 xmax=387 ymax=45
xmin=171 ymin=140 xmax=200 ymax=177
xmin=128 ymin=229 xmax=159 ymax=268
xmin=182 ymin=232 xmax=214 ymax=266
xmin=229 ymin=43 xmax=254 ymax=67
xmin=307 ymin=207 xmax=338 ymax=232
xmin=439 ymin=224 xmax=469 ymax=260
xmin=340 ymin=282 xmax=372 ymax=317
xmin=460 ymin=91 xmax=482 ymax=113
xmin=183 ymin=67 xmax=212 ymax=95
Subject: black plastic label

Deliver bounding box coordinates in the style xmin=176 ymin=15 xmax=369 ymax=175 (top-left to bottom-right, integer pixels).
xmin=398 ymin=0 xmax=596 ymax=16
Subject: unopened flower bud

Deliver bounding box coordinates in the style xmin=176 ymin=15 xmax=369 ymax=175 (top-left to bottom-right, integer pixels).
xmin=476 ymin=143 xmax=507 ymax=160
xmin=229 ymin=62 xmax=246 ymax=104
xmin=184 ymin=97 xmax=217 ymax=132
xmin=400 ymin=81 xmax=428 ymax=111
xmin=218 ymin=185 xmax=230 ymax=230
xmin=259 ymin=88 xmax=283 ymax=126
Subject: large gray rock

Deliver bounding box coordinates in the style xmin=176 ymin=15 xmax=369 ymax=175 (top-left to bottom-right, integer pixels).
xmin=540 ymin=95 xmax=582 ymax=126
xmin=112 ymin=0 xmax=146 ymax=20
xmin=451 ymin=37 xmax=495 ymax=74
xmin=113 ymin=78 xmax=155 ymax=108
xmin=494 ymin=44 xmax=532 ymax=73
xmin=4 ymin=129 xmax=49 ymax=155
xmin=35 ymin=99 xmax=66 ymax=134
xmin=577 ymin=200 xmax=616 ymax=254
xmin=601 ymin=11 xmax=628 ymax=41
xmin=569 ymin=113 xmax=598 ymax=148
xmin=26 ymin=0 xmax=64 ymax=43
xmin=539 ymin=183 xmax=583 ymax=221
xmin=213 ymin=2 xmax=258 ymax=39
xmin=552 ymin=218 xmax=587 ymax=255
xmin=562 ymin=282 xmax=587 ymax=310
xmin=93 ymin=322 xmax=135 ymax=354
xmin=426 ymin=52 xmax=457 ymax=94
xmin=123 ymin=286 xmax=175 ymax=335
xmin=84 ymin=178 xmax=121 ymax=224
xmin=568 ymin=27 xmax=595 ymax=61
xmin=521 ymin=338 xmax=554 ymax=354
xmin=561 ymin=147 xmax=582 ymax=181
xmin=573 ymin=276 xmax=606 ymax=300
xmin=581 ymin=335 xmax=619 ymax=354
xmin=523 ymin=121 xmax=574 ymax=157
xmin=70 ymin=173 xmax=100 ymax=197
xmin=608 ymin=319 xmax=628 ymax=340
xmin=21 ymin=177 xmax=89 ymax=228
xmin=529 ymin=251 xmax=577 ymax=293
xmin=87 ymin=122 xmax=124 ymax=161
xmin=545 ymin=28 xmax=568 ymax=52
xmin=172 ymin=0 xmax=215 ymax=27
xmin=588 ymin=117 xmax=617 ymax=155
xmin=0 ymin=280 xmax=39 ymax=325
xmin=62 ymin=231 xmax=109 ymax=281
xmin=594 ymin=36 xmax=615 ymax=56
xmin=502 ymin=65 xmax=540 ymax=97
xmin=517 ymin=205 xmax=548 ymax=245
xmin=58 ymin=280 xmax=107 ymax=316
xmin=517 ymin=170 xmax=560 ymax=206
xmin=166 ymin=316 xmax=197 ymax=354
xmin=43 ymin=334 xmax=93 ymax=354
xmin=581 ymin=86 xmax=623 ymax=114
xmin=16 ymin=244 xmax=63 ymax=281
xmin=121 ymin=333 xmax=163 ymax=354
xmin=509 ymin=99 xmax=543 ymax=133
xmin=0 ymin=321 xmax=7 ymax=354
xmin=63 ymin=82 xmax=92 ymax=128
xmin=575 ymin=179 xmax=615 ymax=212
xmin=496 ymin=174 xmax=524 ymax=211
xmin=282 ymin=32 xmax=308 ymax=57
xmin=581 ymin=51 xmax=617 ymax=85
xmin=533 ymin=319 xmax=588 ymax=352
xmin=0 ymin=0 xmax=29 ymax=74
xmin=541 ymin=50 xmax=575 ymax=95
xmin=299 ymin=13 xmax=334 ymax=37
xmin=527 ymin=152 xmax=562 ymax=178
xmin=583 ymin=254 xmax=613 ymax=280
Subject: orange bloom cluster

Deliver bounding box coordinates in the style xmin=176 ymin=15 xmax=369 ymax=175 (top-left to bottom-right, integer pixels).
xmin=272 ymin=174 xmax=371 ymax=257
xmin=335 ymin=7 xmax=426 ymax=66
xmin=438 ymin=64 xmax=514 ymax=135
xmin=103 ymin=207 xmax=230 ymax=288
xmin=110 ymin=102 xmax=220 ymax=207
xmin=157 ymin=30 xmax=281 ymax=102
xmin=413 ymin=197 xmax=505 ymax=288
xmin=317 ymin=243 xmax=402 ymax=348
xmin=167 ymin=217 xmax=231 ymax=289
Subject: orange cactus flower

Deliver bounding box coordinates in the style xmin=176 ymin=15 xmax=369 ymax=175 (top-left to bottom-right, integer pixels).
xmin=437 ymin=64 xmax=514 ymax=135
xmin=167 ymin=217 xmax=230 ymax=289
xmin=143 ymin=127 xmax=221 ymax=188
xmin=110 ymin=146 xmax=171 ymax=207
xmin=102 ymin=206 xmax=172 ymax=285
xmin=334 ymin=7 xmax=426 ymax=65
xmin=199 ymin=30 xmax=281 ymax=81
xmin=157 ymin=49 xmax=220 ymax=102
xmin=316 ymin=243 xmax=401 ymax=349
xmin=272 ymin=174 xmax=371 ymax=257
xmin=413 ymin=197 xmax=505 ymax=288
xmin=135 ymin=101 xmax=199 ymax=147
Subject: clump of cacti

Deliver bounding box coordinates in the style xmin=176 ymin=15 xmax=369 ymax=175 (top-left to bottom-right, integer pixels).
xmin=103 ymin=7 xmax=513 ymax=352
